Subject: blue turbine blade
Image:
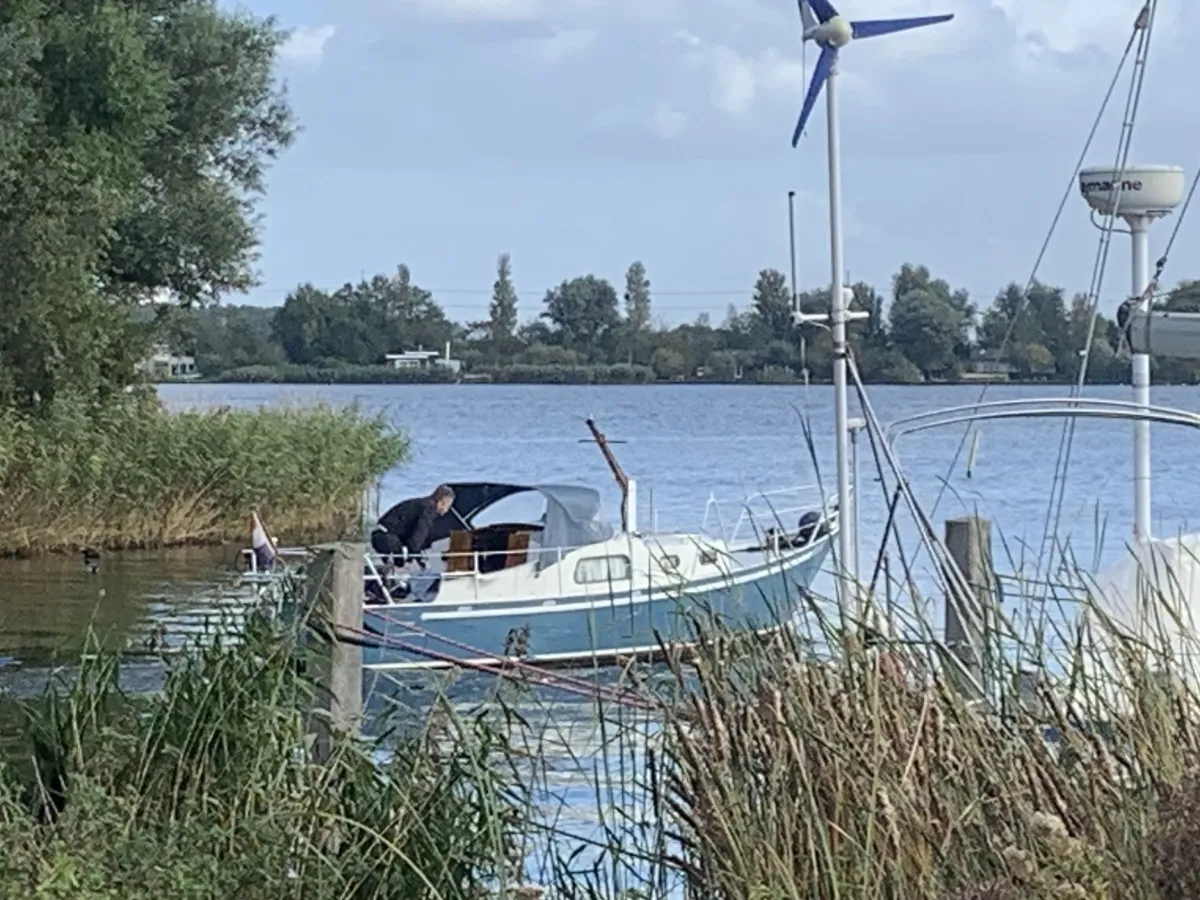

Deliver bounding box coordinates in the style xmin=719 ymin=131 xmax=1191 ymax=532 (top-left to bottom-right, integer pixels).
xmin=791 ymin=44 xmax=836 ymax=148
xmin=805 ymin=0 xmax=839 ymax=25
xmin=851 ymin=14 xmax=953 ymax=40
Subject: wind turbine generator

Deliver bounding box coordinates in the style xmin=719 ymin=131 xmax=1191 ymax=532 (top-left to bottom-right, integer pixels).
xmin=790 ymin=0 xmax=953 ymax=606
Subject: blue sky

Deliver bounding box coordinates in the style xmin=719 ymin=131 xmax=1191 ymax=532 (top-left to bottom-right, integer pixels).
xmin=231 ymin=0 xmax=1197 ymax=326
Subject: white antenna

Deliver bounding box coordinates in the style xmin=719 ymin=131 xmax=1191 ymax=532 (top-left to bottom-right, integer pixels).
xmin=1079 ymin=164 xmax=1186 ymax=541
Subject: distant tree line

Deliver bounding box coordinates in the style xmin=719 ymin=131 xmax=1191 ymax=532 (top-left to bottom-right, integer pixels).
xmin=160 ymin=256 xmax=1200 ymax=386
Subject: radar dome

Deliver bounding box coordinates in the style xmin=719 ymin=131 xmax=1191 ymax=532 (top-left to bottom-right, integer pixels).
xmin=1079 ymin=165 xmax=1186 ymax=217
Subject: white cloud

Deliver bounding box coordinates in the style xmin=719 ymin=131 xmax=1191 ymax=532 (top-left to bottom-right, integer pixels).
xmin=279 ymin=24 xmax=337 ymax=65
xmin=279 ymin=24 xmax=338 ymax=65
xmin=401 ymin=0 xmax=544 ymax=21
xmin=989 ymin=0 xmax=1181 ymax=56
xmin=587 ymin=101 xmax=687 ymax=138
xmin=675 ymin=34 xmax=876 ymax=120
xmin=709 ymin=46 xmax=757 ymax=115
xmin=525 ymin=26 xmax=596 ymax=64
xmin=390 ymin=0 xmax=677 ymax=24
xmin=651 ymin=100 xmax=687 ymax=138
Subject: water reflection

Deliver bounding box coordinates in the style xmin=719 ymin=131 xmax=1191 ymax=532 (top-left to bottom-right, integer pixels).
xmin=0 ymin=544 xmax=254 ymax=668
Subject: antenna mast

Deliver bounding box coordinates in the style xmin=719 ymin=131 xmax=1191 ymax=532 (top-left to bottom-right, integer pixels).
xmin=788 ymin=190 xmax=809 ymax=385
xmin=1079 ymin=164 xmax=1185 ymax=541
xmin=790 ymin=0 xmax=953 ymax=612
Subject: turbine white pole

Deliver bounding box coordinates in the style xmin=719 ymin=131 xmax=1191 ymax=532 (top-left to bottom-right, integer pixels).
xmin=1130 ymin=214 xmax=1152 ymax=541
xmin=825 ymin=66 xmax=855 ymax=611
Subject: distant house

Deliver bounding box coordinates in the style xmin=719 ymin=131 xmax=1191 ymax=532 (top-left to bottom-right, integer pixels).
xmin=137 ymin=345 xmax=198 ymax=381
xmin=965 ymin=349 xmax=1016 ymax=381
xmin=384 ymin=342 xmax=462 ymax=375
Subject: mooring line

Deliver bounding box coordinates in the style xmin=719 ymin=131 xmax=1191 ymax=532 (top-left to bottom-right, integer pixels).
xmin=339 ymin=622 xmax=659 ymax=711
xmin=367 ymin=609 xmax=659 ymax=708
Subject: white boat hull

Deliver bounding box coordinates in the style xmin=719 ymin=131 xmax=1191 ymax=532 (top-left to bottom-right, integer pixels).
xmin=360 ymin=536 xmax=831 ymax=670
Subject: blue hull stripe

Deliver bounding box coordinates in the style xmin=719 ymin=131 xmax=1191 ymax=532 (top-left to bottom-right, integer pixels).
xmin=361 ymin=539 xmax=831 ymax=668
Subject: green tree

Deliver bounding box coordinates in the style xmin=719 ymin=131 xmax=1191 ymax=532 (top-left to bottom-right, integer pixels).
xmin=978 ymin=281 xmax=1070 ymax=374
xmin=891 ymin=264 xmax=974 ymax=364
xmin=889 ymin=289 xmax=965 ymax=378
xmin=620 ymin=260 xmax=653 ymax=365
xmin=651 ymin=346 xmax=687 ymax=380
xmin=541 ymin=276 xmax=621 ymax=358
xmin=624 ymin=261 xmax=652 ymax=332
xmin=752 ymin=269 xmax=794 ymax=342
xmin=707 ymin=350 xmax=742 ymax=380
xmin=1164 ymin=279 xmax=1200 ymax=312
xmin=489 ymin=253 xmax=518 ymax=348
xmin=520 ymin=344 xmax=583 ymax=366
xmin=273 ymin=266 xmax=450 ymax=366
xmin=1010 ymin=342 xmax=1055 ymax=378
xmin=0 ymin=0 xmax=293 ymax=410
xmin=163 ymin=304 xmax=284 ymax=374
xmin=273 ymin=284 xmax=332 ymax=365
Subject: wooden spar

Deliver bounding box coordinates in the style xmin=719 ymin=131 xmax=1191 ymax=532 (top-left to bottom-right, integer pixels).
xmin=583 ymin=417 xmax=631 ymax=529
xmin=584 ymin=418 xmax=628 ymax=491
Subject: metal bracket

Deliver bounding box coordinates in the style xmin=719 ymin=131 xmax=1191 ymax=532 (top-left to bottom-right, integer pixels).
xmin=793 ymin=309 xmax=870 ymax=326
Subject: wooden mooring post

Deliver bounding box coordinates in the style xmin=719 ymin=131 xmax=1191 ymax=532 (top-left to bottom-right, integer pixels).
xmin=304 ymin=542 xmax=365 ymax=762
xmin=943 ymin=516 xmax=995 ymax=702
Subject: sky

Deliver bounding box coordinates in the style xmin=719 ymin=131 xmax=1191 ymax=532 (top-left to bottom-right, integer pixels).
xmin=228 ymin=0 xmax=1198 ymax=326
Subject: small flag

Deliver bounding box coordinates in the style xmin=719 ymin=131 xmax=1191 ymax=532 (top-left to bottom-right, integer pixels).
xmin=251 ymin=511 xmax=278 ymax=570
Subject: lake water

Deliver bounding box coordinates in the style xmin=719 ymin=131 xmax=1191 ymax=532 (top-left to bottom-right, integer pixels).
xmin=4 ymin=381 xmax=1200 ymax=671
xmin=4 ymin=381 xmax=1197 ymax=892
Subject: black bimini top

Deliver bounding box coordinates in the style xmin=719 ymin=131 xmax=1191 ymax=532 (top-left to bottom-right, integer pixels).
xmin=424 ymin=482 xmax=608 ymax=547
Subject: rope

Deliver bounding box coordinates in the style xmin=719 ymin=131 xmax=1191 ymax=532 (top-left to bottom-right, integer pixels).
xmin=365 ymin=606 xmax=658 ymax=709
xmin=1147 ymin=159 xmax=1200 ymax=293
xmin=1039 ymin=0 xmax=1158 ymax=579
xmin=923 ymin=14 xmax=1144 ymax=525
xmin=338 ymin=614 xmax=660 ymax=711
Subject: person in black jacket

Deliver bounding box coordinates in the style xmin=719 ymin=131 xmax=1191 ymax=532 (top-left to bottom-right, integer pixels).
xmin=371 ymin=484 xmax=455 ymax=566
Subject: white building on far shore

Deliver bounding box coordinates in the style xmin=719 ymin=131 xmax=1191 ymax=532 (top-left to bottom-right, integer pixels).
xmin=384 ymin=341 xmax=461 ymax=375
xmin=137 ymin=345 xmax=199 ymax=381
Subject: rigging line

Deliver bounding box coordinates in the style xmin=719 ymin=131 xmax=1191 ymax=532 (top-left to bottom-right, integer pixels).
xmin=345 ymin=616 xmax=658 ymax=710
xmin=1041 ymin=1 xmax=1158 ymax=579
xmin=922 ymin=20 xmax=1140 ymax=524
xmin=1146 ymin=159 xmax=1199 ymax=291
xmin=902 ymin=15 xmax=1142 ymax=580
xmin=368 ymin=607 xmax=657 ymax=707
xmin=847 ymin=354 xmax=992 ymax=674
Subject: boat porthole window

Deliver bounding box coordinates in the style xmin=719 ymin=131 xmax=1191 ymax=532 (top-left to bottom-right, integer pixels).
xmin=574 ymin=555 xmax=632 ymax=584
xmin=700 ymin=550 xmax=719 ymax=566
xmin=658 ymin=554 xmax=680 ymax=572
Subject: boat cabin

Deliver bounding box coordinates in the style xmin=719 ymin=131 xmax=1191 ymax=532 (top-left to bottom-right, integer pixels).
xmin=421 ymin=482 xmax=614 ymax=576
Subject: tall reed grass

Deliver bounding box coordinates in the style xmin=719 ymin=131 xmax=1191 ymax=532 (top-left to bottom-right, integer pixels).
xmin=0 ymin=393 xmax=406 ymax=555
xmin=9 ymin=533 xmax=1200 ymax=899
xmin=644 ymin=577 xmax=1200 ymax=900
xmin=0 ymin=607 xmax=526 ymax=899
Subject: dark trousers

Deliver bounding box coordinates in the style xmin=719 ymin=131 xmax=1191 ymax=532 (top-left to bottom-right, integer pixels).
xmin=371 ymin=529 xmax=406 ymax=562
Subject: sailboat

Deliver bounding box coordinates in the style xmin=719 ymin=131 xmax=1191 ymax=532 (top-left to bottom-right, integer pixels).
xmin=243 ymin=418 xmax=838 ymax=670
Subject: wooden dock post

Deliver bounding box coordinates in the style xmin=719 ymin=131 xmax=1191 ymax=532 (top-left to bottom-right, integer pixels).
xmin=305 ymin=542 xmax=364 ymax=762
xmin=943 ymin=516 xmax=994 ymax=701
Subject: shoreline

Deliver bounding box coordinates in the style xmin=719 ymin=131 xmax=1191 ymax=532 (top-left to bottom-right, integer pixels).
xmin=171 ymin=377 xmax=1145 ymax=388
